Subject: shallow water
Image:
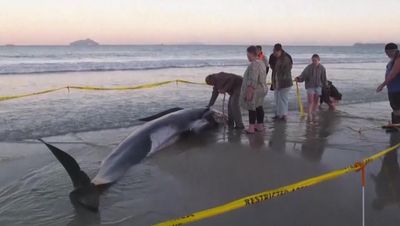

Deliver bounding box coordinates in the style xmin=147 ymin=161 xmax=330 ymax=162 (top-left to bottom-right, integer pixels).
xmin=0 ymin=63 xmax=389 ymax=141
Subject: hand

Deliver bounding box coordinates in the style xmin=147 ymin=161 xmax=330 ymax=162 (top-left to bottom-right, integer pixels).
xmin=376 ymin=83 xmax=385 ymax=93
xmin=245 ymin=87 xmax=254 ymax=102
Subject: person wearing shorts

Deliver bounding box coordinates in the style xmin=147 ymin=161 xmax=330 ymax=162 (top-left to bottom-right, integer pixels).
xmin=377 ymin=43 xmax=400 ymax=131
xmin=295 ymin=54 xmax=327 ymax=121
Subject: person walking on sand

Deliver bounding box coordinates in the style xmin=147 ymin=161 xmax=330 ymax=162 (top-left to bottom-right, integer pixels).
xmin=206 ymin=72 xmax=244 ymax=129
xmin=240 ymin=46 xmax=267 ymax=134
xmin=270 ymin=44 xmax=293 ymax=121
xmin=256 ymin=45 xmax=269 ymax=74
xmin=377 ymin=43 xmax=400 ymax=131
xmin=295 ymin=54 xmax=327 ymax=121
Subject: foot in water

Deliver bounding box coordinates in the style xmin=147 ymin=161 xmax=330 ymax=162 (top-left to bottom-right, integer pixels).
xmin=245 ymin=124 xmax=255 ymax=134
xmin=255 ymin=123 xmax=265 ymax=132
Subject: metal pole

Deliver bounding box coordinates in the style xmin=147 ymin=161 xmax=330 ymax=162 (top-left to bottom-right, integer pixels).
xmin=222 ymin=93 xmax=227 ymax=141
xmin=361 ymin=166 xmax=366 ymax=226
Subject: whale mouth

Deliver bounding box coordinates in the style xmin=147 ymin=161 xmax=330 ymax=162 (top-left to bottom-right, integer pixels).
xmin=210 ymin=110 xmax=228 ymax=124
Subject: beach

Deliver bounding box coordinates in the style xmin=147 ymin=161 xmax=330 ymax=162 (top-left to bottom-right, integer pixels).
xmin=0 ymin=45 xmax=399 ymax=226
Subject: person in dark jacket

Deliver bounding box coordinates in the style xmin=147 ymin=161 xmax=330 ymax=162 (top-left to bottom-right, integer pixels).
xmin=270 ymin=43 xmax=293 ymax=121
xmin=206 ymin=72 xmax=244 ymax=129
xmin=377 ymin=43 xmax=400 ymax=130
xmin=320 ymin=81 xmax=342 ymax=111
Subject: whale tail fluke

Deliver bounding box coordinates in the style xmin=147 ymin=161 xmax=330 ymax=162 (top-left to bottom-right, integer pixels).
xmin=38 ymin=139 xmax=99 ymax=212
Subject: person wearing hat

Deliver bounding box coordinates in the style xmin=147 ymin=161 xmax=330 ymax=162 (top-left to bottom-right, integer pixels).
xmin=377 ymin=43 xmax=400 ymax=129
xmin=270 ymin=43 xmax=293 ymax=121
xmin=206 ymin=72 xmax=244 ymax=129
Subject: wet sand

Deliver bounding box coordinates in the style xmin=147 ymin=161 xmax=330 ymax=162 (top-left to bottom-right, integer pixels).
xmin=1 ymin=102 xmax=400 ymax=226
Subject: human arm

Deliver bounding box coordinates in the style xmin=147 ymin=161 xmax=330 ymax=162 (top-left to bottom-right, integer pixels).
xmin=244 ymin=63 xmax=260 ymax=101
xmin=207 ymin=87 xmax=219 ymax=107
xmin=295 ymin=65 xmax=308 ymax=82
xmin=321 ymin=66 xmax=327 ymax=86
xmin=377 ymin=59 xmax=400 ymax=92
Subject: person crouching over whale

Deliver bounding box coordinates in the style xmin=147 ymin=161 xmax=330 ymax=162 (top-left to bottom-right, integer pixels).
xmin=206 ymin=72 xmax=244 ymax=129
xmin=320 ymin=80 xmax=342 ymax=111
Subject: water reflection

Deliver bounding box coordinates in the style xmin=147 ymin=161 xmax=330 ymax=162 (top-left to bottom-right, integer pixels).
xmin=301 ymin=111 xmax=339 ymax=162
xmin=66 ymin=207 xmax=100 ymax=226
xmin=269 ymin=121 xmax=287 ymax=153
xmin=371 ymin=133 xmax=400 ymax=210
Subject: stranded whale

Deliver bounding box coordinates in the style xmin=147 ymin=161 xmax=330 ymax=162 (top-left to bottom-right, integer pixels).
xmin=39 ymin=107 xmax=224 ymax=211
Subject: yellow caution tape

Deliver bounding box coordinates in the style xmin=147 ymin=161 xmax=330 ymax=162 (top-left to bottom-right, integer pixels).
xmin=0 ymin=80 xmax=206 ymax=102
xmin=0 ymin=79 xmax=304 ymax=120
xmin=295 ymin=81 xmax=305 ymax=117
xmin=154 ymin=143 xmax=400 ymax=226
xmin=0 ymin=87 xmax=66 ymax=102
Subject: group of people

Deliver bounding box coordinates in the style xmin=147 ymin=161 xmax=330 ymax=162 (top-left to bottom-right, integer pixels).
xmin=206 ymin=43 xmax=342 ymax=134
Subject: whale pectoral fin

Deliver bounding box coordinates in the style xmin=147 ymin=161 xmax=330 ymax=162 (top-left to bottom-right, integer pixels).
xmin=38 ymin=139 xmax=99 ymax=212
xmin=138 ymin=107 xmax=183 ymax=122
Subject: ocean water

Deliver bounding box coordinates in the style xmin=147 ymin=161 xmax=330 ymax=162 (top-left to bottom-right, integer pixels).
xmin=0 ymin=45 xmax=389 ymax=141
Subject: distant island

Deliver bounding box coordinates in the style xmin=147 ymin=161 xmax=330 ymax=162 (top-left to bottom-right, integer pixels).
xmin=69 ymin=38 xmax=99 ymax=47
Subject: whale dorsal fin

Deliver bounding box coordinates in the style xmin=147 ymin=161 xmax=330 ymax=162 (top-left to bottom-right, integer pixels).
xmin=139 ymin=107 xmax=183 ymax=122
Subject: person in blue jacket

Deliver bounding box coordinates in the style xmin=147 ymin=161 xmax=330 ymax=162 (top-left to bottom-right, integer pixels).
xmin=377 ymin=43 xmax=400 ymax=130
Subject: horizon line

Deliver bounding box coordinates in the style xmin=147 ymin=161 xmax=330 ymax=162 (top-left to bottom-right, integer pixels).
xmin=2 ymin=42 xmax=393 ymax=47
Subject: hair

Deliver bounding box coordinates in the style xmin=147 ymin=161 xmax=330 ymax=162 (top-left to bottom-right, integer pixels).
xmin=256 ymin=45 xmax=262 ymax=51
xmin=205 ymin=74 xmax=215 ymax=85
xmin=385 ymin=43 xmax=398 ymax=51
xmin=247 ymin=46 xmax=258 ymax=56
xmin=312 ymin=54 xmax=320 ymax=60
xmin=273 ymin=43 xmax=283 ymax=52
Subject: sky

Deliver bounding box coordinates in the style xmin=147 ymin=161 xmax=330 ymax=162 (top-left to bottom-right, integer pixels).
xmin=0 ymin=0 xmax=399 ymax=45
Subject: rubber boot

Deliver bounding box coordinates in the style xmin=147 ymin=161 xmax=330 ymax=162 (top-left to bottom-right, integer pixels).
xmin=255 ymin=123 xmax=265 ymax=132
xmin=245 ymin=124 xmax=256 ymax=134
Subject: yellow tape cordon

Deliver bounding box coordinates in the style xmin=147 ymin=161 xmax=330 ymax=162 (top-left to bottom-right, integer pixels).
xmin=0 ymin=80 xmax=206 ymax=102
xmin=0 ymin=87 xmax=66 ymax=102
xmin=295 ymin=81 xmax=305 ymax=117
xmin=154 ymin=143 xmax=400 ymax=226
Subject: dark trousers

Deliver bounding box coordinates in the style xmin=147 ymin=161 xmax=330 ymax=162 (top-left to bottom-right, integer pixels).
xmin=248 ymin=106 xmax=264 ymax=124
xmin=228 ymin=88 xmax=244 ymax=127
xmin=388 ymin=92 xmax=400 ymax=111
xmin=388 ymin=92 xmax=400 ymax=124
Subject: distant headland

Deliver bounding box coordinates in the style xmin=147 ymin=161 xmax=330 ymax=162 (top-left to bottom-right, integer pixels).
xmin=69 ymin=38 xmax=99 ymax=47
xmin=353 ymin=43 xmax=398 ymax=48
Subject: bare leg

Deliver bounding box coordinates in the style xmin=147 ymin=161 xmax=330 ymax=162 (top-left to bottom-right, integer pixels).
xmin=307 ymin=93 xmax=314 ymax=121
xmin=328 ymin=98 xmax=337 ymax=111
xmin=312 ymin=94 xmax=319 ymax=113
